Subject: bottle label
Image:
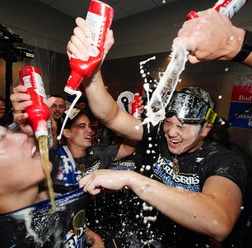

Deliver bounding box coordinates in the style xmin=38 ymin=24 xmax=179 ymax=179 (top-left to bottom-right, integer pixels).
xmin=133 ymin=109 xmax=141 ymax=119
xmin=86 ymin=11 xmax=103 ymax=48
xmin=23 ymin=74 xmax=48 ymax=105
xmin=213 ymin=0 xmax=247 ymax=18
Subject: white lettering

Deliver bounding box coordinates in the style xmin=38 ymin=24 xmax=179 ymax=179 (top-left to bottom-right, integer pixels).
xmin=238 ymin=95 xmax=252 ymax=101
xmin=61 ymin=156 xmax=73 ymax=173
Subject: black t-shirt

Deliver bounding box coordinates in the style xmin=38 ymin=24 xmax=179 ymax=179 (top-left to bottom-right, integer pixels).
xmin=49 ymin=143 xmax=120 ymax=242
xmin=50 ymin=144 xmax=120 ymax=193
xmin=109 ymin=122 xmax=247 ymax=248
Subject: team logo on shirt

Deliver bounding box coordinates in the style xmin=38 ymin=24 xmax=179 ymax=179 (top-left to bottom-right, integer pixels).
xmin=65 ymin=209 xmax=86 ymax=247
xmin=153 ymin=154 xmax=200 ymax=192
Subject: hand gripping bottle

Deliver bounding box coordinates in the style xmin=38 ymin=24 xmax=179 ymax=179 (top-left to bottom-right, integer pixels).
xmin=132 ymin=93 xmax=141 ymax=119
xmin=65 ymin=0 xmax=114 ymax=94
xmin=64 ymin=0 xmax=114 ymax=94
xmin=20 ymin=65 xmax=56 ymax=213
xmin=19 ymin=66 xmax=50 ymax=139
xmin=186 ymin=0 xmax=249 ymax=20
xmin=57 ymin=0 xmax=114 ymax=140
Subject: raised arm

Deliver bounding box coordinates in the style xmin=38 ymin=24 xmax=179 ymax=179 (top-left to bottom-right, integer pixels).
xmin=173 ymin=8 xmax=252 ymax=67
xmin=67 ymin=17 xmax=143 ymax=141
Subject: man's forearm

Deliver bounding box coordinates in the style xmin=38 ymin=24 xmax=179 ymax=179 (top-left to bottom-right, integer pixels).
xmin=83 ymin=71 xmax=119 ymax=125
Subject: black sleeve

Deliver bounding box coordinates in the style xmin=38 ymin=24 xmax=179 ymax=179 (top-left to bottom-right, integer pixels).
xmin=203 ymin=148 xmax=247 ymax=194
xmin=91 ymin=144 xmax=121 ymax=168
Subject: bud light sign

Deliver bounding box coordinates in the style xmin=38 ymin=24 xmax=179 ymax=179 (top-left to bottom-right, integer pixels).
xmin=228 ymin=85 xmax=252 ymax=128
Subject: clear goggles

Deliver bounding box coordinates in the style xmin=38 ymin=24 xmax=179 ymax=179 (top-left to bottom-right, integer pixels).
xmin=165 ymin=92 xmax=217 ymax=124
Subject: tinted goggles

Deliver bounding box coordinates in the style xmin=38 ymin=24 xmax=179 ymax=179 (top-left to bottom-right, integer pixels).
xmin=165 ymin=92 xmax=217 ymax=124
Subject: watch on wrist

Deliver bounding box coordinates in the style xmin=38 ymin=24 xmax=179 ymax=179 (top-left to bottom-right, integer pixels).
xmin=232 ymin=30 xmax=252 ymax=62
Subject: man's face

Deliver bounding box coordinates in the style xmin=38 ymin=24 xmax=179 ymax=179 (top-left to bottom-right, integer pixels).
xmin=0 ymin=127 xmax=50 ymax=191
xmin=50 ymin=97 xmax=66 ymax=120
xmin=64 ymin=114 xmax=94 ymax=149
xmin=163 ymin=116 xmax=208 ymax=154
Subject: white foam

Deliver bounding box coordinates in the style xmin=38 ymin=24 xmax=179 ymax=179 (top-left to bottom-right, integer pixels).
xmin=57 ymin=89 xmax=82 ymax=140
xmin=139 ymin=43 xmax=188 ymax=128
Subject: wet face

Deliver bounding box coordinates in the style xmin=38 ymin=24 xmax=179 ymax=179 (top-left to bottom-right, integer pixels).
xmin=64 ymin=114 xmax=94 ymax=149
xmin=50 ymin=97 xmax=66 ymax=120
xmin=163 ymin=116 xmax=210 ymax=154
xmin=0 ymin=99 xmax=5 ymax=118
xmin=0 ymin=127 xmax=50 ymax=191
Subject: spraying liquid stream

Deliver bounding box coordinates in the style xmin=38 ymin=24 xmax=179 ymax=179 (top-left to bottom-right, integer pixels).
xmin=57 ymin=90 xmax=82 ymax=140
xmin=139 ymin=43 xmax=188 ymax=128
xmin=140 ymin=0 xmax=247 ymax=129
xmin=38 ymin=135 xmax=56 ymax=213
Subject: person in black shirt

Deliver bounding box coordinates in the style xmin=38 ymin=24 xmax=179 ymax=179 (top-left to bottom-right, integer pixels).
xmin=79 ymin=86 xmax=247 ymax=247
xmin=10 ymin=86 xmax=135 ymax=247
xmin=10 ymin=87 xmax=137 ymax=246
xmin=49 ymin=108 xmax=134 ymax=187
xmin=66 ymin=18 xmax=247 ymax=247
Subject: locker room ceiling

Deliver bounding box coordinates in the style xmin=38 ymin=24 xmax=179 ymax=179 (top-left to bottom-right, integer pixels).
xmin=36 ymin=0 xmax=177 ymax=21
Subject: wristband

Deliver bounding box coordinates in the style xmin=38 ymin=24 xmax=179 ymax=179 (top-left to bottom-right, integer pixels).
xmin=232 ymin=30 xmax=252 ymax=62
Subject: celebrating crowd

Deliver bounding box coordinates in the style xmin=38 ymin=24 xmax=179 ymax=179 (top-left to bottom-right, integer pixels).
xmin=0 ymin=7 xmax=251 ymax=248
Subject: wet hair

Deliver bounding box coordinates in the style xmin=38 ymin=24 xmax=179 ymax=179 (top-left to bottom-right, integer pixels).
xmin=207 ymin=124 xmax=231 ymax=146
xmin=64 ymin=107 xmax=96 ymax=129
